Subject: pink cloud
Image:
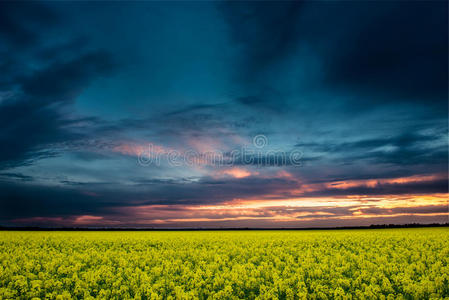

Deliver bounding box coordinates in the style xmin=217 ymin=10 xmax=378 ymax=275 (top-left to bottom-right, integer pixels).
xmin=213 ymin=167 xmax=255 ymax=179
xmin=74 ymin=215 xmax=104 ymax=224
xmin=112 ymin=141 xmax=168 ymax=157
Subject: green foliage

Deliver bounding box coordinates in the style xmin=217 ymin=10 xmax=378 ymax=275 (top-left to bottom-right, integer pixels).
xmin=0 ymin=228 xmax=448 ymax=299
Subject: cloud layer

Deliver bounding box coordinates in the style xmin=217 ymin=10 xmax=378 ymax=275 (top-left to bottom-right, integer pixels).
xmin=0 ymin=2 xmax=447 ymax=227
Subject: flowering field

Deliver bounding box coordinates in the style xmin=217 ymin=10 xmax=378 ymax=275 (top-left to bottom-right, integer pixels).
xmin=0 ymin=228 xmax=448 ymax=299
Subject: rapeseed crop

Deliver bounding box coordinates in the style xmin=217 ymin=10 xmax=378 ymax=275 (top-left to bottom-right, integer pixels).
xmin=0 ymin=228 xmax=448 ymax=299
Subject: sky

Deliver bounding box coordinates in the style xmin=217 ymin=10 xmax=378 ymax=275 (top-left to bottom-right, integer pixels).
xmin=0 ymin=1 xmax=447 ymax=228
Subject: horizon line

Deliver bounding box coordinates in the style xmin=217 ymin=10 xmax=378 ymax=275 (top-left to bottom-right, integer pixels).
xmin=1 ymin=223 xmax=448 ymax=231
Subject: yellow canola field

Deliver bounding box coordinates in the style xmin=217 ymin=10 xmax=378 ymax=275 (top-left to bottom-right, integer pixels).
xmin=0 ymin=228 xmax=448 ymax=299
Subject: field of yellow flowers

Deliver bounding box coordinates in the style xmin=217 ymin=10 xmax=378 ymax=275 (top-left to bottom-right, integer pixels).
xmin=0 ymin=228 xmax=448 ymax=299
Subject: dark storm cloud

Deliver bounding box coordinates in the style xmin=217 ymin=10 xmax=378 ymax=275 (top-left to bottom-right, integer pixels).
xmin=0 ymin=51 xmax=116 ymax=168
xmin=0 ymin=181 xmax=114 ymax=220
xmin=221 ymin=1 xmax=447 ymax=111
xmin=0 ymin=2 xmax=58 ymax=90
xmin=0 ymin=2 xmax=58 ymax=48
xmin=0 ymin=175 xmax=297 ymax=222
xmin=220 ymin=1 xmax=304 ymax=111
xmin=322 ymin=1 xmax=448 ymax=103
xmin=21 ymin=51 xmax=116 ymax=103
xmin=0 ymin=3 xmax=117 ymax=169
xmin=0 ymin=102 xmax=76 ymax=168
xmin=303 ymin=178 xmax=448 ymax=198
xmin=220 ymin=1 xmax=303 ymax=77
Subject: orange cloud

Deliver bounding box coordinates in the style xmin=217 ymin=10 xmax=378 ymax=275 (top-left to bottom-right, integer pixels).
xmin=215 ymin=167 xmax=254 ymax=178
